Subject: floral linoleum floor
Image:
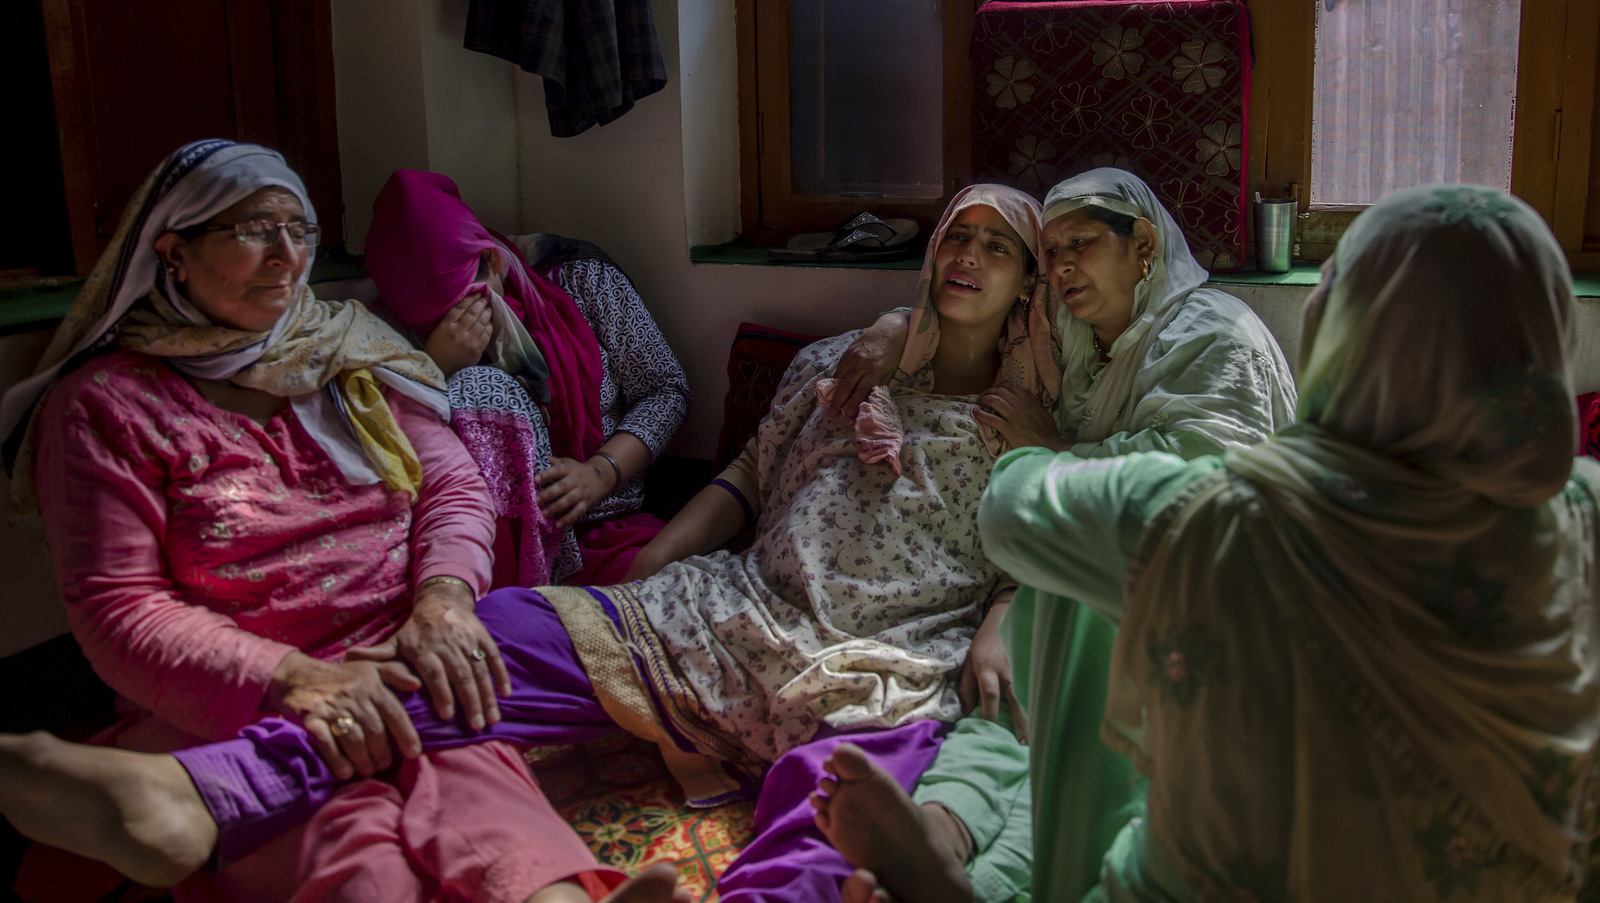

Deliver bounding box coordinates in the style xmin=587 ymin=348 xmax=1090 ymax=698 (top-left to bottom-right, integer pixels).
xmin=76 ymin=734 xmax=755 ymax=903
xmin=528 ymin=734 xmax=757 ymax=902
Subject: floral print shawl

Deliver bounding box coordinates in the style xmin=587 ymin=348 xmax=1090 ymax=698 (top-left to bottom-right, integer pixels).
xmin=559 ymin=333 xmax=1006 ymax=797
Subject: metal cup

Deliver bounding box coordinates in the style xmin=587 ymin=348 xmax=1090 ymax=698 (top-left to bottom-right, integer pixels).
xmin=1254 ymin=199 xmax=1297 ymax=273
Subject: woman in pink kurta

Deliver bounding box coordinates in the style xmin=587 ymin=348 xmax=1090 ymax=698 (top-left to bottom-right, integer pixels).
xmin=0 ymin=141 xmax=648 ymax=903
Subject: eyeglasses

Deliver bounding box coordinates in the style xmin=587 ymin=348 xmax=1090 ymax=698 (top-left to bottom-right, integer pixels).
xmin=205 ymin=218 xmax=322 ymax=249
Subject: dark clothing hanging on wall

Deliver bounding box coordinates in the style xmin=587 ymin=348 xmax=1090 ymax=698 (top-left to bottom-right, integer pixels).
xmin=465 ymin=0 xmax=667 ymax=138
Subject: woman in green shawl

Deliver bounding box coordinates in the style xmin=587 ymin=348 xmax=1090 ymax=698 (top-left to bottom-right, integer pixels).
xmin=977 ymin=183 xmax=1598 ymax=901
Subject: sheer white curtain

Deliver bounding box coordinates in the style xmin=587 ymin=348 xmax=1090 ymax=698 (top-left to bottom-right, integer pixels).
xmin=1311 ymin=0 xmax=1520 ymax=206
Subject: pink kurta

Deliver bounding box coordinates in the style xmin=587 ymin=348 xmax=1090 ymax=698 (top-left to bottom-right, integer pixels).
xmin=22 ymin=351 xmax=565 ymax=902
xmin=34 ymin=350 xmax=495 ymax=748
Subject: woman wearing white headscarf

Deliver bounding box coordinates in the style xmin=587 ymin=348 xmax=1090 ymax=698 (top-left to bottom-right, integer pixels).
xmin=975 ymin=183 xmax=1598 ymax=901
xmin=0 ymin=140 xmax=674 ymax=902
xmin=820 ymin=169 xmax=1296 ymax=902
xmin=832 ymin=167 xmax=1295 ymax=459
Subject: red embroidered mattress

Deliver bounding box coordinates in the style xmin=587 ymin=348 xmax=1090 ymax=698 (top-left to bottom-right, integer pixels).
xmin=971 ymin=0 xmax=1252 ymax=270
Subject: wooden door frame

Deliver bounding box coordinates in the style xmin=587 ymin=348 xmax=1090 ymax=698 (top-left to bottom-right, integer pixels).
xmin=39 ymin=0 xmax=344 ymax=275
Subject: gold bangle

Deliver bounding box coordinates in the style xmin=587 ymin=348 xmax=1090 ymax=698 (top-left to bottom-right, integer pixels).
xmin=417 ymin=575 xmax=473 ymax=595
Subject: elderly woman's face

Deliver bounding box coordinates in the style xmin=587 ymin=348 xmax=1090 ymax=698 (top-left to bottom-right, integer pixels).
xmin=157 ymin=188 xmax=310 ymax=332
xmin=931 ymin=204 xmax=1033 ymax=328
xmin=1041 ymin=208 xmax=1153 ymax=333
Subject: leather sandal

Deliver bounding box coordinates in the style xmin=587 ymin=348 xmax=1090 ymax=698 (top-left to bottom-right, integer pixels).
xmin=769 ymin=212 xmax=922 ymax=262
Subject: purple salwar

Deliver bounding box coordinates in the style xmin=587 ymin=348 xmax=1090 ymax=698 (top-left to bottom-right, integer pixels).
xmin=173 ymin=588 xmax=618 ymax=868
xmin=716 ymin=719 xmax=950 ymax=902
xmin=174 ymin=588 xmax=952 ymax=902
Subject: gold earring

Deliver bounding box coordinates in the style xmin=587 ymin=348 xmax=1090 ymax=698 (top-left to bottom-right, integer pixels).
xmin=1141 ymin=258 xmax=1152 ymax=281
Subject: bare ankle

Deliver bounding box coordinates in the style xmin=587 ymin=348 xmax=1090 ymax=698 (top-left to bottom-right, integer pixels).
xmin=920 ymin=802 xmax=974 ymax=867
xmin=526 ymin=880 xmax=590 ymax=903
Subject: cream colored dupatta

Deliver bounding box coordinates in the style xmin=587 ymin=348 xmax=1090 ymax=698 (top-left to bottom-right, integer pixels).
xmin=2 ymin=141 xmax=446 ymax=511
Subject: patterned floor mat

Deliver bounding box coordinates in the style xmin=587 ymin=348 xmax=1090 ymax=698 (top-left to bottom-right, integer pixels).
xmin=41 ymin=735 xmax=755 ymax=903
xmin=529 ymin=734 xmax=756 ymax=902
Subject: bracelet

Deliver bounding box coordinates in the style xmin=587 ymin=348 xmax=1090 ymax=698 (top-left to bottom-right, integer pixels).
xmin=594 ymin=451 xmax=624 ymax=489
xmin=985 ymin=585 xmax=1018 ymax=613
xmin=417 ymin=575 xmax=473 ymax=595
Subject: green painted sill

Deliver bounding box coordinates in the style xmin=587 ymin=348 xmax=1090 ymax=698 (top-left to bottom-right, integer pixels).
xmin=690 ymin=246 xmax=1600 ymax=300
xmin=690 ymin=238 xmax=923 ymax=270
xmin=6 ymin=253 xmax=1600 ymax=334
xmin=0 ymin=250 xmax=367 ymax=335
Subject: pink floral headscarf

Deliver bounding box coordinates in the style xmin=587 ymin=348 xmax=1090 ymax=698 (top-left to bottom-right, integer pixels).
xmin=825 ymin=184 xmax=1060 ymax=463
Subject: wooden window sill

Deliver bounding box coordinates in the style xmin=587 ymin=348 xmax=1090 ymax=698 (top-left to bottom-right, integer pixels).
xmin=690 ymin=238 xmax=923 ymax=271
xmin=0 ymin=250 xmax=368 ymax=336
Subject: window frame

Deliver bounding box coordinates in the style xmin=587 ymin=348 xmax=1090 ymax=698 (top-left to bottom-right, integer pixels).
xmin=39 ymin=0 xmax=345 ymax=276
xmin=1249 ymin=0 xmax=1600 ymax=266
xmin=736 ymin=0 xmax=977 ymax=246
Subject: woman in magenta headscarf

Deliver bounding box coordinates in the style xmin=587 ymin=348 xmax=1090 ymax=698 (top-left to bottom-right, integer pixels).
xmin=364 ymin=170 xmax=690 ymax=588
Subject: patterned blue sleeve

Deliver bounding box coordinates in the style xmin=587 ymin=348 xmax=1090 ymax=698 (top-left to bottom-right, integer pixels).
xmin=556 ymin=259 xmax=690 ymax=460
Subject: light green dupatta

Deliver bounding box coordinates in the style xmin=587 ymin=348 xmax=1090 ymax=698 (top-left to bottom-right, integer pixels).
xmin=1107 ymin=186 xmax=1599 ymax=901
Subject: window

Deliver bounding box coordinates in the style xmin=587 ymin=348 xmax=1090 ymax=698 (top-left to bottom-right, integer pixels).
xmin=737 ymin=0 xmax=976 ymax=244
xmin=1310 ymin=1 xmax=1520 ymax=205
xmin=1251 ymin=0 xmax=1599 ymax=265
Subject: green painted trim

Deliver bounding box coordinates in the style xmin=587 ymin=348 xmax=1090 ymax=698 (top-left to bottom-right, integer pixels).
xmin=1204 ymin=262 xmax=1600 ymax=298
xmin=0 ymin=278 xmax=82 ymax=334
xmin=690 ymin=237 xmax=923 ymax=270
xmin=5 ymin=252 xmax=1597 ymax=335
xmin=0 ymin=251 xmax=369 ymax=335
xmin=1205 ymin=264 xmax=1325 ymax=287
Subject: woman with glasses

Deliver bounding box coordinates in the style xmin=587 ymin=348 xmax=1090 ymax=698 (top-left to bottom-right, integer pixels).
xmin=0 ymin=140 xmax=684 ymax=903
xmin=1 ymin=182 xmax=1055 ymax=903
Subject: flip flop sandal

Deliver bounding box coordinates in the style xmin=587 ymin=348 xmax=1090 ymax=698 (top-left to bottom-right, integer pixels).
xmin=769 ymin=212 xmax=922 ymax=262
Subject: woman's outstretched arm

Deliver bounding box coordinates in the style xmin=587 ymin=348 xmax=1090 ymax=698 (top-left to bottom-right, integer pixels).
xmin=621 ymin=439 xmax=755 ymax=580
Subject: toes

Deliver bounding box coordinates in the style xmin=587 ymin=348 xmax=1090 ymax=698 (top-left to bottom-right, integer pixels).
xmin=604 ymin=862 xmax=680 ymax=903
xmin=841 ymin=868 xmax=884 ymax=903
xmin=828 ymin=743 xmax=878 ymax=782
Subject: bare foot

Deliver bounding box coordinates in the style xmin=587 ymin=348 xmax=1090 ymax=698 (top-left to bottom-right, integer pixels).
xmin=842 ymin=867 xmax=892 ymax=903
xmin=811 ymin=743 xmax=973 ymax=903
xmin=528 ymin=863 xmax=691 ymax=903
xmin=0 ymin=731 xmax=216 ymax=887
xmin=606 ymin=864 xmax=691 ymax=903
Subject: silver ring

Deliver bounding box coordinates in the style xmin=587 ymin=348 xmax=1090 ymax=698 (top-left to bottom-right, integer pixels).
xmin=330 ymin=715 xmax=356 ymax=738
xmin=470 ymin=647 xmax=487 ymax=662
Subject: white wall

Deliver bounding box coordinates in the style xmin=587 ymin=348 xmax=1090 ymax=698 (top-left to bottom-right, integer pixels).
xmin=513 ymin=0 xmax=919 ymax=456
xmin=331 ymin=0 xmax=520 ymax=250
xmin=677 ymin=0 xmax=742 ymax=246
xmin=0 ymin=332 xmax=67 ymax=657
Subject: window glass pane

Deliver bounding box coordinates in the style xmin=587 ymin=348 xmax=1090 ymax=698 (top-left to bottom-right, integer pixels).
xmin=789 ymin=0 xmax=944 ymax=198
xmin=1310 ymin=0 xmax=1519 ymax=206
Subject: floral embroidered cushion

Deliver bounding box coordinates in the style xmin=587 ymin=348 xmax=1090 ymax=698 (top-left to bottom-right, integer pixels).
xmin=971 ymin=0 xmax=1251 ymax=271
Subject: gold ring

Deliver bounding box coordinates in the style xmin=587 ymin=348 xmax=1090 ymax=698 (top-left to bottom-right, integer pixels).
xmin=330 ymin=716 xmax=356 ymax=738
xmin=470 ymin=647 xmax=487 ymax=662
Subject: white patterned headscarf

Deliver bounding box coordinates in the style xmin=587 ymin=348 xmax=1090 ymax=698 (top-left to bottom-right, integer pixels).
xmin=1042 ymin=168 xmax=1212 ymax=442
